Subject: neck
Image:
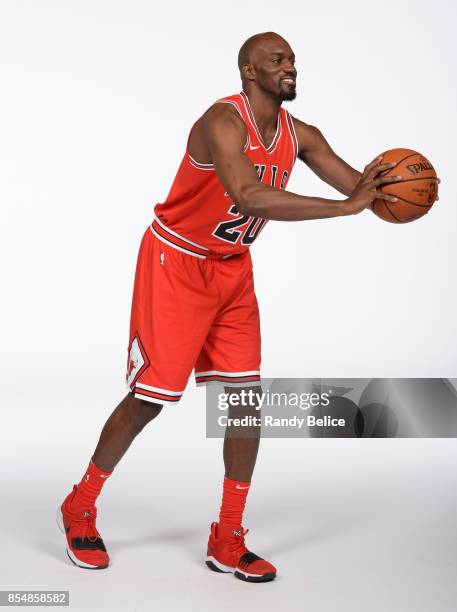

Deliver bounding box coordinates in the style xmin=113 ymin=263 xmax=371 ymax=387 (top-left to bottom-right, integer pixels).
xmin=242 ymin=86 xmax=281 ymax=132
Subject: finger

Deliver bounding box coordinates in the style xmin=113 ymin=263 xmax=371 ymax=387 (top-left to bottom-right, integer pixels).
xmin=370 ymin=191 xmax=398 ymax=203
xmin=366 ymin=162 xmax=396 ymax=181
xmin=363 ymin=155 xmax=383 ymax=175
xmin=374 ymin=162 xmax=397 ymax=175
xmin=373 ymin=175 xmax=402 ymax=187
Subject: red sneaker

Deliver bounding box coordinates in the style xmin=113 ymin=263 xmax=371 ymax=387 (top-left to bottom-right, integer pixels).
xmin=206 ymin=522 xmax=276 ymax=582
xmin=57 ymin=485 xmax=109 ymax=569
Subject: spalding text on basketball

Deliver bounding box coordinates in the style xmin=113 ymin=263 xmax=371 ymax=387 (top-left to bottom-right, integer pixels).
xmin=406 ymin=158 xmax=435 ymax=176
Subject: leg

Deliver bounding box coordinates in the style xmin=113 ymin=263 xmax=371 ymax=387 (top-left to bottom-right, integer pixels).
xmin=206 ymin=385 xmax=276 ymax=582
xmin=223 ymin=386 xmax=261 ymax=481
xmin=58 ymin=393 xmax=161 ymax=570
xmin=92 ymin=392 xmax=162 ymax=472
xmin=60 ymin=228 xmax=212 ymax=570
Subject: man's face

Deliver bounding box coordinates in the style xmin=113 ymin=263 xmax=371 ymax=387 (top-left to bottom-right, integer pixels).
xmin=249 ymin=37 xmax=297 ymax=101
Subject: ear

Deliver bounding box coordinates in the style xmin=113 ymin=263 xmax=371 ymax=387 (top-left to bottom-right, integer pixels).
xmin=241 ymin=63 xmax=255 ymax=82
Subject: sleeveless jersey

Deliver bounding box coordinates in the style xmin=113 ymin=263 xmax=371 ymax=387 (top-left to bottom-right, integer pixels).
xmin=152 ymin=91 xmax=298 ymax=258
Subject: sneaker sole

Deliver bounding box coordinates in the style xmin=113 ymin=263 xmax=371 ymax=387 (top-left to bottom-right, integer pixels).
xmin=56 ymin=507 xmax=108 ymax=570
xmin=206 ymin=556 xmax=276 ymax=582
xmin=234 ymin=570 xmax=276 ymax=583
xmin=205 ymin=556 xmax=233 ymax=573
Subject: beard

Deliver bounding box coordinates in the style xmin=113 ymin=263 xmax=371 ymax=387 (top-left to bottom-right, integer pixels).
xmin=279 ymin=86 xmax=297 ymax=101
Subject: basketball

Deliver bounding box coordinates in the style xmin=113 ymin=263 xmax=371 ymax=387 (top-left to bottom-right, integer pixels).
xmin=372 ymin=148 xmax=439 ymax=223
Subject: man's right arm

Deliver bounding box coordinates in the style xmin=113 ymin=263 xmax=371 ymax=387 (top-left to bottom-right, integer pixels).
xmin=203 ymin=104 xmax=399 ymax=221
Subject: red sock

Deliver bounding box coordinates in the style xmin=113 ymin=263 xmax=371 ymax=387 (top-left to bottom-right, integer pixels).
xmin=218 ymin=477 xmax=251 ymax=527
xmin=70 ymin=460 xmax=112 ymax=509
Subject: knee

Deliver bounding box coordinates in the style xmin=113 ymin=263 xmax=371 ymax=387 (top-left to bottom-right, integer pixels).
xmin=126 ymin=394 xmax=163 ymax=433
xmin=224 ymin=386 xmax=262 ymax=417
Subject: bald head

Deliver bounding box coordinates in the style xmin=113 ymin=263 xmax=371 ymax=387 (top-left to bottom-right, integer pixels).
xmin=238 ymin=32 xmax=289 ymax=73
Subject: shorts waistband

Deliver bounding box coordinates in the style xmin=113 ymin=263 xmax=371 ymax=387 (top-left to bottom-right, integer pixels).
xmin=150 ymin=218 xmax=239 ymax=260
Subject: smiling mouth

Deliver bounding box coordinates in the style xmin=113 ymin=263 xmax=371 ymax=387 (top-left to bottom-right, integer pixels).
xmin=280 ymin=78 xmax=296 ymax=85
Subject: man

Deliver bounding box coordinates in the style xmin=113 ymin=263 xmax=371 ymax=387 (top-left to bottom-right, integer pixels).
xmin=58 ymin=31 xmax=400 ymax=582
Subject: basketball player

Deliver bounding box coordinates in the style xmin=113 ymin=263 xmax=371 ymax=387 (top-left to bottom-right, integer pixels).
xmin=58 ymin=32 xmax=401 ymax=582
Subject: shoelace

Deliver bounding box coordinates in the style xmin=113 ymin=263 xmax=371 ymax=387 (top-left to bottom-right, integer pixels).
xmin=74 ymin=510 xmax=99 ymax=543
xmin=227 ymin=528 xmax=249 ymax=554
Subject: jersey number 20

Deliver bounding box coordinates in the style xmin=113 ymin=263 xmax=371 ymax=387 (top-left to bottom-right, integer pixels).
xmin=213 ymin=205 xmax=267 ymax=245
xmin=212 ymin=164 xmax=288 ymax=246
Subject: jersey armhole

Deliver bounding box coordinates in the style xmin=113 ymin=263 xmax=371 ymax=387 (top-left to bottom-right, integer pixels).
xmin=186 ymin=120 xmax=216 ymax=170
xmin=186 ymin=99 xmax=250 ymax=170
xmin=285 ymin=111 xmax=299 ymax=163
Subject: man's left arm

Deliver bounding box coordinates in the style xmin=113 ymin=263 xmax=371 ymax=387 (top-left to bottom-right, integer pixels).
xmin=292 ymin=116 xmax=361 ymax=197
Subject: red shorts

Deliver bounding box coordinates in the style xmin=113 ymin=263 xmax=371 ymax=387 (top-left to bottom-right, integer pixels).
xmin=126 ymin=226 xmax=261 ymax=405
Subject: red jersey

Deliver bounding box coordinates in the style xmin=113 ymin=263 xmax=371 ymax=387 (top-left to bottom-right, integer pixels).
xmin=153 ymin=91 xmax=298 ymax=258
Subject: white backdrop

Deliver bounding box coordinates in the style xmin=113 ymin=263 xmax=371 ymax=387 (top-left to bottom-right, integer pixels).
xmin=1 ymin=2 xmax=456 ymax=611
xmin=1 ymin=0 xmax=456 ymax=386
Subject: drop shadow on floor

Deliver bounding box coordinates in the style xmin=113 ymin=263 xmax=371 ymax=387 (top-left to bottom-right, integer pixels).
xmin=35 ymin=540 xmax=69 ymax=565
xmin=108 ymin=527 xmax=200 ymax=554
xmin=256 ymin=493 xmax=384 ymax=557
xmin=38 ymin=493 xmax=381 ymax=569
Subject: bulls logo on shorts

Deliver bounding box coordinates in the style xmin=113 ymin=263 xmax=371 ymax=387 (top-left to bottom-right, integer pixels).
xmin=126 ymin=334 xmax=149 ymax=389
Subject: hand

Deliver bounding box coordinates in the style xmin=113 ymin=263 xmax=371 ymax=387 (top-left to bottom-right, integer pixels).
xmin=345 ymin=155 xmax=402 ymax=215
